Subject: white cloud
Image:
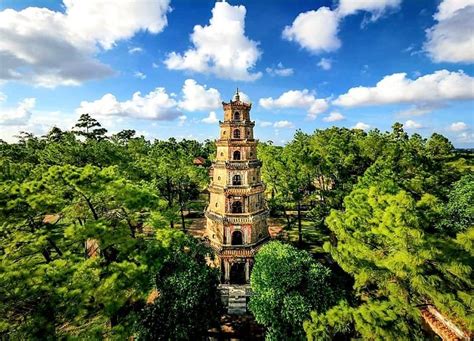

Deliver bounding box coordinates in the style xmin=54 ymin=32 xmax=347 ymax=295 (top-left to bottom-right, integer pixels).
xmin=323 ymin=111 xmax=345 ymax=122
xmin=424 ymin=0 xmax=474 ymax=63
xmin=134 ymin=71 xmax=147 ymax=80
xmin=178 ymin=115 xmax=187 ymax=126
xmin=337 ymin=0 xmax=401 ymax=18
xmin=152 ymin=62 xmax=159 ymax=69
xmin=396 ymin=104 xmax=440 ymax=116
xmin=449 ymin=121 xmax=469 ymax=132
xmin=179 ymin=79 xmax=221 ymax=112
xmin=237 ymin=91 xmax=251 ymax=104
xmin=283 ymin=0 xmax=400 ymax=54
xmin=317 ymin=58 xmax=332 ymax=70
xmin=282 ymin=7 xmax=341 ymax=54
xmin=334 ymin=70 xmax=474 ymax=107
xmin=128 ymin=47 xmax=143 ymax=54
xmin=164 ymin=2 xmax=261 ymax=81
xmin=259 ymin=89 xmax=329 ymax=119
xmin=0 ymin=0 xmax=171 ymax=87
xmin=259 ymin=121 xmax=273 ymax=127
xmin=76 ymin=87 xmax=181 ymax=120
xmin=273 ymin=120 xmax=295 ymax=128
xmin=404 ymin=119 xmax=423 ymax=129
xmin=0 ymin=92 xmax=6 ymax=103
xmin=202 ymin=111 xmax=219 ymax=124
xmin=266 ymin=63 xmax=294 ymax=77
xmin=456 ymin=131 xmax=474 ymax=143
xmin=352 ymin=122 xmax=370 ymax=130
xmin=0 ymin=97 xmax=35 ymax=125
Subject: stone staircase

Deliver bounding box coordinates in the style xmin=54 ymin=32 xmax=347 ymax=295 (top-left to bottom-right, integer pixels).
xmin=227 ymin=286 xmax=247 ymax=315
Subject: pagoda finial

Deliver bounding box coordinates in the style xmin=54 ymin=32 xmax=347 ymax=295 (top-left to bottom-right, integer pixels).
xmin=233 ymin=87 xmax=240 ymax=102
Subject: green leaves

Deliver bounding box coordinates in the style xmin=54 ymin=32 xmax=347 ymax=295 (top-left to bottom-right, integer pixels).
xmin=249 ymin=241 xmax=337 ymax=340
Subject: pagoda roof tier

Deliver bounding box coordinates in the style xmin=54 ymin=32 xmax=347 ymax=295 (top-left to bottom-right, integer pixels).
xmin=215 ymin=139 xmax=257 ymax=146
xmin=205 ymin=209 xmax=269 ymax=225
xmin=208 ymin=183 xmax=265 ymax=195
xmin=208 ymin=237 xmax=270 ymax=258
xmin=212 ymin=160 xmax=262 ymax=169
xmin=222 ymin=100 xmax=252 ymax=109
xmin=219 ymin=120 xmax=255 ymax=127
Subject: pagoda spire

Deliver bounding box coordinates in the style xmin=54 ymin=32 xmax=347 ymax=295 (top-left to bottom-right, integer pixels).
xmin=233 ymin=88 xmax=240 ymax=102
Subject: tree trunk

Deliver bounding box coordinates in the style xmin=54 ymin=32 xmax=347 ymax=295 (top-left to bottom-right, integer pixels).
xmin=180 ymin=206 xmax=186 ymax=232
xmin=283 ymin=208 xmax=291 ymax=229
xmin=297 ymin=201 xmax=303 ymax=247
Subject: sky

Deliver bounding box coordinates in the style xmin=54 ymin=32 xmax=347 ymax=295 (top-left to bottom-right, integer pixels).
xmin=0 ymin=0 xmax=473 ymax=147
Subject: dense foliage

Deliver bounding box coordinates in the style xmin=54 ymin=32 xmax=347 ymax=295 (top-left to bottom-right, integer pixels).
xmin=249 ymin=241 xmax=338 ymax=340
xmin=258 ymin=124 xmax=473 ymax=339
xmin=0 ymin=115 xmax=217 ymax=338
xmin=136 ymin=229 xmax=221 ymax=340
xmin=1 ymin=115 xmax=472 ymax=339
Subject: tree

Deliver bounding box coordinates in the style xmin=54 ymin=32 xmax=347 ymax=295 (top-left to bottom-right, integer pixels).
xmin=140 ymin=139 xmax=207 ymax=231
xmin=0 ymin=164 xmax=170 ymax=338
xmin=73 ymin=113 xmax=108 ymax=140
xmin=249 ymin=241 xmax=337 ymax=340
xmin=305 ymin=182 xmax=473 ymax=340
xmin=136 ymin=229 xmax=221 ymax=340
xmin=437 ymin=174 xmax=474 ymax=235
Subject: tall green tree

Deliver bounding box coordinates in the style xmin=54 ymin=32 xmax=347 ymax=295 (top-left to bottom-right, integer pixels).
xmin=249 ymin=241 xmax=338 ymax=340
xmin=305 ymin=182 xmax=473 ymax=340
xmin=137 ymin=229 xmax=221 ymax=340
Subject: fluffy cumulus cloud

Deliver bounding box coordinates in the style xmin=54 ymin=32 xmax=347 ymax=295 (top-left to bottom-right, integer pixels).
xmin=337 ymin=0 xmax=401 ymax=18
xmin=266 ymin=63 xmax=294 ymax=77
xmin=449 ymin=121 xmax=469 ymax=132
xmin=425 ymin=0 xmax=474 ymax=63
xmin=179 ymin=79 xmax=222 ymax=112
xmin=323 ymin=111 xmax=345 ymax=122
xmin=404 ymin=119 xmax=423 ymax=129
xmin=76 ymin=87 xmax=180 ymax=120
xmin=283 ymin=0 xmax=401 ymax=54
xmin=259 ymin=89 xmax=329 ymax=119
xmin=273 ymin=120 xmax=295 ymax=128
xmin=164 ymin=2 xmax=261 ymax=81
xmin=333 ymin=70 xmax=474 ymax=107
xmin=282 ymin=7 xmax=341 ymax=54
xmin=0 ymin=98 xmax=36 ymax=125
xmin=0 ymin=0 xmax=170 ymax=87
xmin=352 ymin=122 xmax=370 ymax=130
xmin=202 ymin=111 xmax=219 ymax=124
xmin=317 ymin=58 xmax=332 ymax=70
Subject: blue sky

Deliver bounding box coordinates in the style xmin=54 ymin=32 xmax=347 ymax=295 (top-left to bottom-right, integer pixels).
xmin=0 ymin=0 xmax=473 ymax=146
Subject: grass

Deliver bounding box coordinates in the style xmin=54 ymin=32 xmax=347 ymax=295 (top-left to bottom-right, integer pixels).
xmin=272 ymin=216 xmax=330 ymax=256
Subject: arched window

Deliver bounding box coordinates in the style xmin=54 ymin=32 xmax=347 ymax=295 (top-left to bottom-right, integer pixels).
xmin=232 ymin=174 xmax=242 ymax=185
xmin=231 ymin=231 xmax=243 ymax=245
xmin=233 ymin=129 xmax=241 ymax=139
xmin=234 ymin=112 xmax=240 ymax=120
xmin=233 ymin=150 xmax=241 ymax=160
xmin=231 ymin=201 xmax=242 ymax=213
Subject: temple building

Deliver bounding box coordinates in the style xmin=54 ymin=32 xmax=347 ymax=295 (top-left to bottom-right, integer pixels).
xmin=205 ymin=89 xmax=269 ymax=312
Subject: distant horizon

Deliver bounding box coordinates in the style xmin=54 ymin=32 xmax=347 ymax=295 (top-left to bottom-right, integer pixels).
xmin=0 ymin=0 xmax=473 ymax=147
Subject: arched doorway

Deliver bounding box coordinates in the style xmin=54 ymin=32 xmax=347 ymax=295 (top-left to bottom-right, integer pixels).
xmin=231 ymin=201 xmax=242 ymax=213
xmin=233 ymin=129 xmax=241 ymax=139
xmin=231 ymin=231 xmax=243 ymax=245
xmin=233 ymin=150 xmax=241 ymax=160
xmin=232 ymin=174 xmax=242 ymax=185
xmin=234 ymin=111 xmax=240 ymax=120
xmin=230 ymin=262 xmax=246 ymax=284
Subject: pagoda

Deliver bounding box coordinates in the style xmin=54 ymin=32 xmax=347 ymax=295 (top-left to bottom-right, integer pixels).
xmin=205 ymin=89 xmax=269 ymax=292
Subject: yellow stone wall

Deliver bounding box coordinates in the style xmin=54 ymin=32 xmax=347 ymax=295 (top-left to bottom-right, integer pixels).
xmin=209 ymin=191 xmax=226 ymax=214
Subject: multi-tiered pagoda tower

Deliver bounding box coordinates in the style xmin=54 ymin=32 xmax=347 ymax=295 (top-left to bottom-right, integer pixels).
xmin=206 ymin=89 xmax=269 ymax=287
